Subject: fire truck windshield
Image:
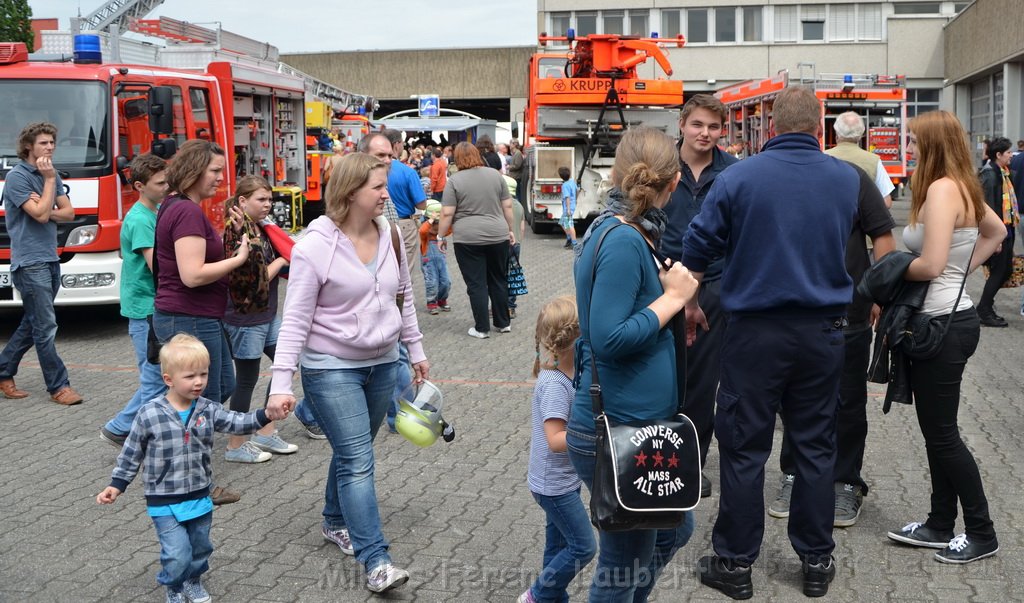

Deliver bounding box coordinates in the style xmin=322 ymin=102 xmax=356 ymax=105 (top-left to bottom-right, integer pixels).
xmin=0 ymin=81 xmax=109 ymax=175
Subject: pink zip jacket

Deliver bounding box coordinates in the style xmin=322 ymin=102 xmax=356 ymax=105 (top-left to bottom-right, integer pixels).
xmin=270 ymin=215 xmax=425 ymax=396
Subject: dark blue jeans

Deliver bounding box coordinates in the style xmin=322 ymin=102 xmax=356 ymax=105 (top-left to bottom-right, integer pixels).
xmin=0 ymin=262 xmax=70 ymax=393
xmin=529 ymin=488 xmax=596 ymax=603
xmin=567 ymin=428 xmax=695 ymax=603
xmin=151 ymin=311 xmax=235 ymax=404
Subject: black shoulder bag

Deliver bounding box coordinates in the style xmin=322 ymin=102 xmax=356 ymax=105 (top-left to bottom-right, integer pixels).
xmin=900 ymin=243 xmax=975 ymax=360
xmin=585 ymin=222 xmax=702 ymax=532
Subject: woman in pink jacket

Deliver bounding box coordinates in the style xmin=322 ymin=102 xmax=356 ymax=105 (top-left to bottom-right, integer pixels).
xmin=268 ymin=153 xmax=429 ymax=594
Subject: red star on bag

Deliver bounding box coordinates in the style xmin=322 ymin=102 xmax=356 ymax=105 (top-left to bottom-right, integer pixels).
xmin=634 ymin=451 xmax=648 ymax=467
xmin=668 ymin=453 xmax=679 ymax=468
xmin=652 ymin=451 xmax=665 ymax=467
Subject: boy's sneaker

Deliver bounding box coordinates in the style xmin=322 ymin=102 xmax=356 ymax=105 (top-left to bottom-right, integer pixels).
xmin=509 ymin=307 xmax=517 ymax=319
xmin=439 ymin=299 xmax=451 ymax=311
xmin=802 ymin=555 xmax=836 ymax=597
xmin=768 ymin=473 xmax=795 ymax=519
xmin=182 ymin=578 xmax=211 ymax=603
xmin=166 ymin=588 xmax=186 ymax=603
xmin=563 ymin=239 xmax=573 ymax=249
xmin=517 ymin=588 xmax=537 ymax=603
xmin=210 ymin=486 xmax=241 ymax=506
xmin=934 ymin=534 xmax=999 ymax=564
xmin=498 ymin=326 xmax=512 ymax=333
xmin=322 ymin=525 xmax=355 ymax=556
xmin=251 ymin=431 xmax=298 ymax=454
xmin=467 ymin=328 xmax=489 ymax=339
xmin=366 ymin=562 xmax=409 ymax=593
xmin=300 ymin=421 xmax=327 ymax=440
xmin=886 ymin=521 xmax=954 ymax=548
xmin=698 ymin=555 xmax=753 ymax=600
xmin=833 ymin=482 xmax=863 ymax=527
xmin=100 ymin=426 xmax=127 ymax=448
xmin=428 ymin=303 xmax=440 ymax=315
xmin=224 ymin=441 xmax=272 ymax=463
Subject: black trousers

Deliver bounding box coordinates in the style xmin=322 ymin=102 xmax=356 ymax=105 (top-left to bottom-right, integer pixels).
xmin=910 ymin=309 xmax=995 ymax=540
xmin=453 ymin=241 xmax=510 ymax=333
xmin=779 ymin=323 xmax=872 ymax=491
xmin=712 ymin=314 xmax=844 ymax=565
xmin=682 ymin=279 xmax=725 ymax=467
xmin=977 ymin=228 xmax=1014 ymax=315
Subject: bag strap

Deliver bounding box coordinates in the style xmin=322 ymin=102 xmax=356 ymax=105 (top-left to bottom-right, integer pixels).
xmin=390 ymin=223 xmax=406 ymax=310
xmin=585 ymin=220 xmax=686 ymax=419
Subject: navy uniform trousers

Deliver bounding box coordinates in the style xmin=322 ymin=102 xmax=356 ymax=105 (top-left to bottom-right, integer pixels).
xmin=712 ymin=312 xmax=845 ymax=565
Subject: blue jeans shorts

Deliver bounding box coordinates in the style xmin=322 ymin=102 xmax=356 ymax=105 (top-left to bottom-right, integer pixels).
xmin=224 ymin=316 xmax=281 ymax=360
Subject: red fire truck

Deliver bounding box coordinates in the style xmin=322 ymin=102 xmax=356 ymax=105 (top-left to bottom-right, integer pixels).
xmin=0 ymin=23 xmax=371 ymax=307
xmin=716 ymin=70 xmax=908 ymax=182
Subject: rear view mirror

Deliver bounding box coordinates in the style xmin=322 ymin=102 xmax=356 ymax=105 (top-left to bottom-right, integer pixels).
xmin=148 ymin=86 xmax=174 ymax=135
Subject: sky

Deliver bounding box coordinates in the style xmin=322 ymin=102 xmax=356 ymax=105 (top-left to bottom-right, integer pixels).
xmin=30 ymin=0 xmax=539 ymax=54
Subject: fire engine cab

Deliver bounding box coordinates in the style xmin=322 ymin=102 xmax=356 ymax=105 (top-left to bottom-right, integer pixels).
xmin=716 ymin=70 xmax=908 ymax=183
xmin=0 ymin=20 xmax=372 ymax=307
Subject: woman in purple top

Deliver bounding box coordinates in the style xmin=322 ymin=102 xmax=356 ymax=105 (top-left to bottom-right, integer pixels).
xmin=152 ymin=139 xmax=249 ymax=405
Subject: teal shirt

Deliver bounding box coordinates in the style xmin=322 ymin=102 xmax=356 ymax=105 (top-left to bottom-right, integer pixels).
xmin=569 ymin=220 xmax=677 ymax=431
xmin=120 ymin=202 xmax=157 ymax=319
xmin=147 ymin=402 xmax=213 ymax=520
xmin=561 ymin=179 xmax=578 ymax=213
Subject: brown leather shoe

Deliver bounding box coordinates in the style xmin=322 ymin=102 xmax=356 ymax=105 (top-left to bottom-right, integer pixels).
xmin=50 ymin=386 xmax=84 ymax=405
xmin=211 ymin=486 xmax=241 ymax=505
xmin=0 ymin=378 xmax=29 ymax=399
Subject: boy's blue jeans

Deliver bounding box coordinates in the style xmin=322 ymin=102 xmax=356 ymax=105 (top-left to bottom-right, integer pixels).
xmin=421 ymin=242 xmax=451 ymax=305
xmin=529 ymin=488 xmax=597 ymax=603
xmin=105 ymin=317 xmax=167 ymax=435
xmin=302 ymin=361 xmax=399 ymax=571
xmin=152 ymin=511 xmax=213 ymax=590
xmin=0 ymin=262 xmax=70 ymax=393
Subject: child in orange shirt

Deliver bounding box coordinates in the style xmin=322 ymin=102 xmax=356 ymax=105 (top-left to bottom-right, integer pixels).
xmin=418 ymin=201 xmax=452 ymax=315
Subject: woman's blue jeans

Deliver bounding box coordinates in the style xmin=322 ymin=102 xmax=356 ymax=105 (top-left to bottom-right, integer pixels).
xmin=529 ymin=488 xmax=597 ymax=603
xmin=302 ymin=361 xmax=398 ymax=571
xmin=567 ymin=428 xmax=695 ymax=603
xmin=151 ymin=311 xmax=235 ymax=404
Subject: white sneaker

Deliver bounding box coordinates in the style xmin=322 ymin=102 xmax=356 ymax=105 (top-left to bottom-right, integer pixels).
xmin=467 ymin=328 xmax=489 ymax=339
xmin=366 ymin=562 xmax=409 ymax=593
xmin=225 ymin=441 xmax=272 ymax=463
xmin=498 ymin=326 xmax=512 ymax=333
xmin=251 ymin=431 xmax=298 ymax=454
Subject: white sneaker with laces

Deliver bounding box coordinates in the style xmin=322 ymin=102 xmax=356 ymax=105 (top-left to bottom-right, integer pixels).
xmin=251 ymin=431 xmax=298 ymax=454
xmin=366 ymin=562 xmax=409 ymax=593
xmin=467 ymin=328 xmax=489 ymax=339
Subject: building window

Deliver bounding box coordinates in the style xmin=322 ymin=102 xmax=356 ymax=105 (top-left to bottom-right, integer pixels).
xmin=743 ymin=7 xmax=763 ymax=42
xmin=662 ymin=9 xmax=681 ymax=38
xmin=716 ymin=8 xmax=737 ymax=43
xmin=775 ymin=5 xmax=798 ymax=42
xmin=550 ymin=12 xmax=570 ymax=37
xmin=953 ymin=2 xmax=970 ymax=12
xmin=629 ymin=11 xmax=649 ymax=37
xmin=576 ymin=12 xmax=597 ymax=36
xmin=603 ymin=10 xmax=623 ymax=35
xmin=859 ymin=4 xmax=883 ymax=40
xmin=830 ymin=4 xmax=856 ymax=41
xmin=970 ymin=79 xmax=991 ymax=137
xmin=801 ymin=6 xmax=826 ymax=41
xmin=688 ymin=8 xmax=709 ymax=44
xmin=893 ymin=2 xmax=941 ymax=14
xmin=994 ymin=72 xmax=1004 ymax=135
xmin=906 ymin=89 xmax=940 ymax=117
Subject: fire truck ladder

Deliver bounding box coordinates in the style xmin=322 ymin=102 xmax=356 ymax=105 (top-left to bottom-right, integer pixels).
xmin=575 ymin=75 xmax=628 ymax=187
xmin=79 ymin=0 xmax=166 ymax=32
xmin=278 ymin=63 xmax=375 ymax=116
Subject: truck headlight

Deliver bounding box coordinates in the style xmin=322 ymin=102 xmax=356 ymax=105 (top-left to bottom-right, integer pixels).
xmin=65 ymin=225 xmax=99 ymax=247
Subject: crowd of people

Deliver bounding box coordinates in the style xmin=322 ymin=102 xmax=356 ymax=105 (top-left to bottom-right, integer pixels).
xmin=0 ymin=90 xmax=1013 ymax=601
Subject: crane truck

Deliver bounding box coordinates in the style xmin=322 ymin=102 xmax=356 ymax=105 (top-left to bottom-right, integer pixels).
xmin=519 ymin=32 xmax=685 ymax=234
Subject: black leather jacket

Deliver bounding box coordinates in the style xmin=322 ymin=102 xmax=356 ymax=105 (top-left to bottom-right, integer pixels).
xmin=857 ymin=251 xmax=929 ymax=412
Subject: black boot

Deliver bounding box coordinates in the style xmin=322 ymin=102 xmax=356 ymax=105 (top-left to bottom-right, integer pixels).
xmin=802 ymin=555 xmax=836 ymax=597
xmin=978 ymin=309 xmax=1008 ymax=328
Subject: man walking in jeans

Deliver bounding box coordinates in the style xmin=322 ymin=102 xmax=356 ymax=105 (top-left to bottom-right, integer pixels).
xmin=0 ymin=122 xmax=83 ymax=405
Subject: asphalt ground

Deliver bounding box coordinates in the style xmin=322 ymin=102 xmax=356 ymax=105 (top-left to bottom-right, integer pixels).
xmin=0 ymin=223 xmax=1022 ymax=602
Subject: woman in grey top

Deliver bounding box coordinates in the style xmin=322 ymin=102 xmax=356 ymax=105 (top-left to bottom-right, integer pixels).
xmin=437 ymin=142 xmax=516 ymax=339
xmin=885 ymin=110 xmax=1004 ymax=564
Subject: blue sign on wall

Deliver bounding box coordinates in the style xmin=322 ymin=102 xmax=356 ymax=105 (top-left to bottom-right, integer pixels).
xmin=418 ymin=95 xmax=440 ymax=117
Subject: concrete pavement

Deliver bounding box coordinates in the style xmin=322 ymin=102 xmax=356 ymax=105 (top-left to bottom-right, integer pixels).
xmin=0 ymin=225 xmax=1021 ymax=602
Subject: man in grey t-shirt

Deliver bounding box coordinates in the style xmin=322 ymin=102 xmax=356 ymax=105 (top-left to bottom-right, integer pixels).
xmin=0 ymin=122 xmax=83 ymax=405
